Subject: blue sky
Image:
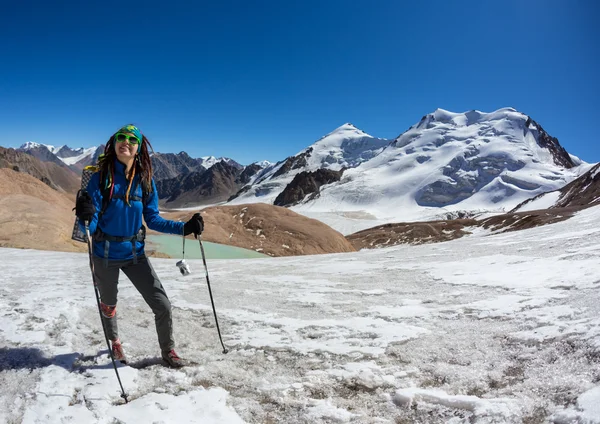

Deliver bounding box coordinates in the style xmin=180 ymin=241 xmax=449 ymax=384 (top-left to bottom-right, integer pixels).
xmin=0 ymin=0 xmax=598 ymax=164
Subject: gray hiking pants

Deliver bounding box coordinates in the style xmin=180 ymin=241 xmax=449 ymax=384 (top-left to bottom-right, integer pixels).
xmin=92 ymin=255 xmax=174 ymax=352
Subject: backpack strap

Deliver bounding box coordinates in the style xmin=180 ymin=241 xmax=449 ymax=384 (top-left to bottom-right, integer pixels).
xmin=98 ymin=167 xmax=150 ymax=219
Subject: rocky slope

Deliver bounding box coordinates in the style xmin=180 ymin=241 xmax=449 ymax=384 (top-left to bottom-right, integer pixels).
xmin=274 ymin=168 xmax=345 ymax=207
xmin=151 ymin=152 xmax=207 ymax=181
xmin=0 ymin=147 xmax=80 ymax=193
xmin=157 ymin=161 xmax=262 ymax=207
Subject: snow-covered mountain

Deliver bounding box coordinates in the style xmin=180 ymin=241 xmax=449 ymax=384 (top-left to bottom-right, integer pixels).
xmin=54 ymin=145 xmax=102 ymax=167
xmin=18 ymin=142 xmax=67 ymax=167
xmin=198 ymin=156 xmax=243 ymax=170
xmin=228 ymin=123 xmax=390 ymax=204
xmin=288 ymin=108 xmax=588 ymax=232
xmin=20 ymin=141 xmax=62 ymax=155
xmin=18 ymin=142 xmax=102 ymax=170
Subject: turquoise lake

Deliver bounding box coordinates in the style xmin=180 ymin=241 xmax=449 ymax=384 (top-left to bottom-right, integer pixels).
xmin=146 ymin=235 xmax=269 ymax=260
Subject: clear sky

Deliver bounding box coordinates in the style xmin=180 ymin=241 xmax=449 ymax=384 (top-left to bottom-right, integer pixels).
xmin=0 ymin=0 xmax=598 ymax=165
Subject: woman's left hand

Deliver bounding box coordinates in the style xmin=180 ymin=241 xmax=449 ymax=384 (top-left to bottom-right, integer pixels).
xmin=183 ymin=213 xmax=204 ymax=238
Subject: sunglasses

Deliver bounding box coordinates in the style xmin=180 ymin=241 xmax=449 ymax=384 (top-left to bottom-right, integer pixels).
xmin=115 ymin=132 xmax=141 ymax=145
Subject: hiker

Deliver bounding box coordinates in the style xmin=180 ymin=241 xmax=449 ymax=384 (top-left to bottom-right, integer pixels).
xmin=74 ymin=124 xmax=204 ymax=367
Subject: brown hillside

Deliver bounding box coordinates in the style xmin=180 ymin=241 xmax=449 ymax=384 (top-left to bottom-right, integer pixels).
xmin=161 ymin=203 xmax=356 ymax=256
xmin=0 ymin=169 xmax=85 ymax=252
xmin=346 ymin=208 xmax=579 ymax=250
xmin=347 ymin=218 xmax=478 ymax=250
xmin=0 ymin=147 xmax=80 ymax=193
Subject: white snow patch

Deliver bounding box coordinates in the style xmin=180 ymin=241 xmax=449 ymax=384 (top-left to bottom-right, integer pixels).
xmin=517 ymin=190 xmax=562 ymax=212
xmin=393 ymin=387 xmax=522 ymax=421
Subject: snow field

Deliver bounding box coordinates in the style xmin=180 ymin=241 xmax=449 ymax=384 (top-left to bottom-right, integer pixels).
xmin=1 ymin=205 xmax=600 ymax=423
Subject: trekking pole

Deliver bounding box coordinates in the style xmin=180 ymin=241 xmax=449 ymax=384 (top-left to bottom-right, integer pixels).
xmin=198 ymin=236 xmax=228 ymax=354
xmin=84 ymin=223 xmax=129 ymax=403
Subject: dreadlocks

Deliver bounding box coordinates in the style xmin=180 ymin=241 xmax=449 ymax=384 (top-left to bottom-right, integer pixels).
xmin=97 ymin=133 xmax=154 ymax=205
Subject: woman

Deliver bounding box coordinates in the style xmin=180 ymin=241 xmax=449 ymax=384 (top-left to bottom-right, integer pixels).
xmin=74 ymin=124 xmax=203 ymax=368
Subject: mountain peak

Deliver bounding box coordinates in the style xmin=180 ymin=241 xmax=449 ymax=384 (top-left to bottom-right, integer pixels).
xmin=401 ymin=107 xmax=576 ymax=169
xmin=20 ymin=141 xmax=54 ymax=151
xmin=252 ymin=160 xmax=272 ymax=168
xmin=418 ymin=107 xmax=524 ymax=128
xmin=328 ymin=123 xmax=366 ymax=135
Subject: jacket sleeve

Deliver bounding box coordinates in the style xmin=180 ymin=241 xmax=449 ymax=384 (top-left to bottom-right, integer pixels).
xmin=77 ymin=172 xmax=103 ymax=235
xmin=143 ymin=179 xmax=185 ymax=235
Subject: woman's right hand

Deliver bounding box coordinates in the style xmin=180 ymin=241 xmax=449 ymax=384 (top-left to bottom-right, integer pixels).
xmin=75 ymin=190 xmax=96 ymax=223
xmin=183 ymin=213 xmax=204 ymax=238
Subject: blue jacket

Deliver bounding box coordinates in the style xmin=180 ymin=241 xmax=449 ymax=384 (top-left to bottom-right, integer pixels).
xmin=80 ymin=159 xmax=184 ymax=260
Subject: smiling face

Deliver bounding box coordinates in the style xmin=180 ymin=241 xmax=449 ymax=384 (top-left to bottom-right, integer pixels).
xmin=114 ymin=132 xmax=140 ymax=164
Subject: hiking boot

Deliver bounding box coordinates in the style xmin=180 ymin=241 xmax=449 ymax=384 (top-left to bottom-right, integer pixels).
xmin=162 ymin=349 xmax=184 ymax=368
xmin=111 ymin=339 xmax=127 ymax=363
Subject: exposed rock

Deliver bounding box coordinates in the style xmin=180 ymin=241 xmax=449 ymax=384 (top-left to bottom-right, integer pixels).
xmin=274 ymin=168 xmax=344 ymax=207
xmin=524 ymin=117 xmax=575 ymax=169
xmin=238 ymin=163 xmax=263 ymax=185
xmin=272 ymin=147 xmax=314 ymax=179
xmin=151 ymin=152 xmax=205 ymax=181
xmin=157 ymin=161 xmax=243 ymax=207
xmin=551 ymin=163 xmax=600 ymax=208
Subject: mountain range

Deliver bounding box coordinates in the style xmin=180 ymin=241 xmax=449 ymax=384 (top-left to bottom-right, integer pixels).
xmin=4 ymin=107 xmax=596 ymax=234
xmin=19 ymin=142 xmax=104 ymax=171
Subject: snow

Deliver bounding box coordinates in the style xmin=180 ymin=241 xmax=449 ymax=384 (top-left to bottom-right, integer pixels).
xmin=1 ymin=204 xmax=600 ymax=422
xmin=553 ymin=386 xmax=600 ymax=423
xmin=198 ymin=156 xmax=240 ymax=169
xmin=517 ymin=190 xmax=562 ymax=212
xmin=252 ymin=160 xmax=272 ymax=168
xmin=392 ymin=388 xmax=522 ymax=420
xmin=20 ymin=142 xmax=58 ymax=153
xmin=59 ymin=146 xmax=98 ymax=165
xmin=199 ymin=156 xmax=220 ymax=169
